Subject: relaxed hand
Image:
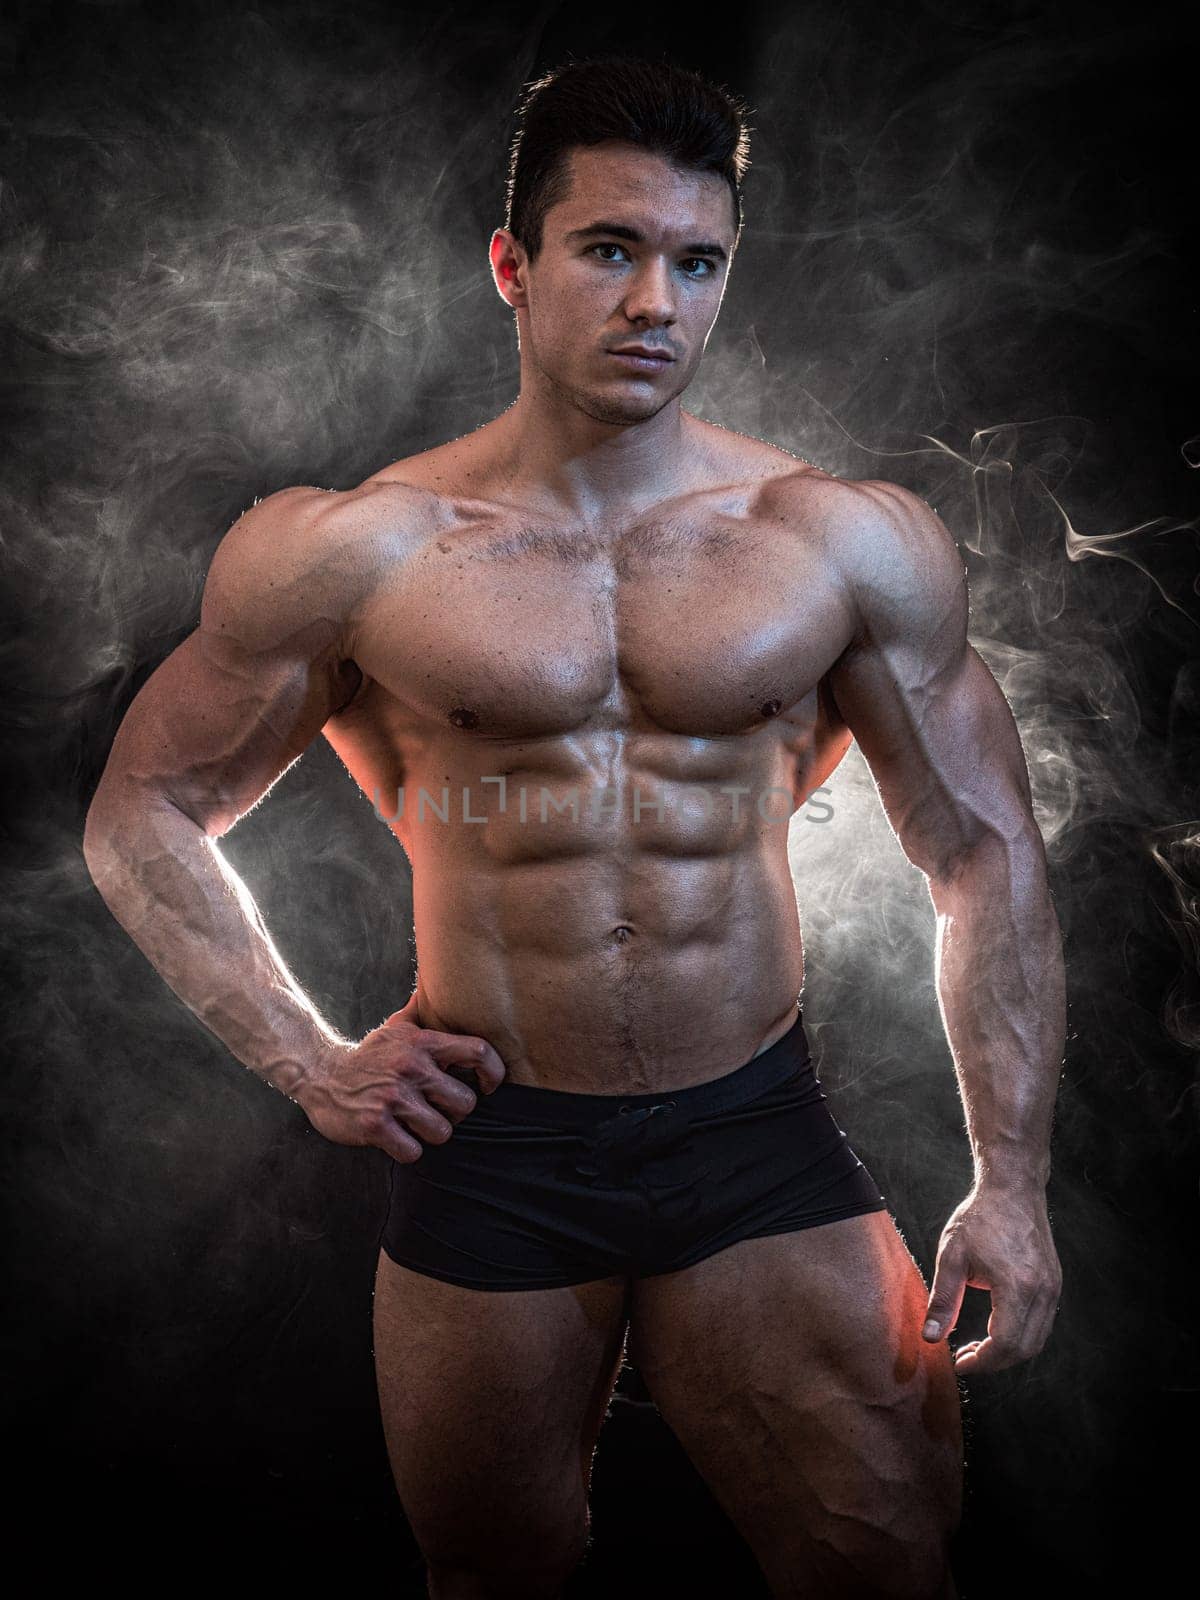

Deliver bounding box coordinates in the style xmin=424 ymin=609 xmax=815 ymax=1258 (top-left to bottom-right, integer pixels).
xmin=921 ymin=1181 xmax=1063 ymax=1373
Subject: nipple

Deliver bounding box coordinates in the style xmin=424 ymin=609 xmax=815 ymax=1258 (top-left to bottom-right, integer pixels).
xmin=760 ymin=698 xmax=783 ymax=718
xmin=448 ymin=706 xmax=479 ymax=729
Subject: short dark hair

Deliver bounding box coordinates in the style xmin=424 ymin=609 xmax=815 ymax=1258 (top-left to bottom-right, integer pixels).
xmin=504 ymin=53 xmax=753 ymax=263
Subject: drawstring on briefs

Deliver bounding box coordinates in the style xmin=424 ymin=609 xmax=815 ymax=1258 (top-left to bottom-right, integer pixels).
xmin=573 ymin=1098 xmax=695 ymax=1183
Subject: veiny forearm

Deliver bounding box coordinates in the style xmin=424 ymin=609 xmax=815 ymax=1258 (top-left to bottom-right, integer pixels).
xmin=927 ymin=826 xmax=1066 ymax=1191
xmin=83 ymin=784 xmax=353 ymax=1097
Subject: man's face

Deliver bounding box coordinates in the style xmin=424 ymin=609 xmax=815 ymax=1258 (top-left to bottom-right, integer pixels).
xmin=491 ymin=142 xmax=737 ymax=426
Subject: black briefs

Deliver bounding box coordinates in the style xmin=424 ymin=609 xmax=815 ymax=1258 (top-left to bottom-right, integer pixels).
xmin=380 ymin=1006 xmax=888 ymax=1291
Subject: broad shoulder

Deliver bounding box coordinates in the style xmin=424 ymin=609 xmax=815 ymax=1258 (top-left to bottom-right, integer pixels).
xmin=201 ymin=478 xmax=443 ymax=649
xmin=774 ymin=474 xmax=969 ymax=646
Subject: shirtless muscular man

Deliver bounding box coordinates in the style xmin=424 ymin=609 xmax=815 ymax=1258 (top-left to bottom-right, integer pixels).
xmin=83 ymin=53 xmax=1066 ymax=1600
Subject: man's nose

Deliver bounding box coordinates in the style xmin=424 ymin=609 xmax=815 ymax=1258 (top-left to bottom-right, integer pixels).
xmin=623 ymin=258 xmax=676 ymax=327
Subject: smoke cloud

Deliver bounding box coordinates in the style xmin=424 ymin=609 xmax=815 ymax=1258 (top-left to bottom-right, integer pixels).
xmin=2 ymin=0 xmax=1194 ymax=1586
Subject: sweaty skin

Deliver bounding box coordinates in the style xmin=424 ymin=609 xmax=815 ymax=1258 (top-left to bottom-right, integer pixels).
xmin=327 ymin=446 xmax=850 ymax=1095
xmin=84 ymin=137 xmax=1065 ymax=1598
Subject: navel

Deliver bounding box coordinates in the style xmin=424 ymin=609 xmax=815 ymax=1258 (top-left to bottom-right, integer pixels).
xmin=610 ymin=924 xmax=635 ymax=944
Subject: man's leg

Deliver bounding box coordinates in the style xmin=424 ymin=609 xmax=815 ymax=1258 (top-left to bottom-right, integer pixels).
xmin=373 ymin=1250 xmax=630 ymax=1600
xmin=627 ymin=1211 xmax=964 ymax=1599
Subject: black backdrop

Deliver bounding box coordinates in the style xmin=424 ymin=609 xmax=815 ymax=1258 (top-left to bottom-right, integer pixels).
xmin=2 ymin=1 xmax=1196 ymax=1592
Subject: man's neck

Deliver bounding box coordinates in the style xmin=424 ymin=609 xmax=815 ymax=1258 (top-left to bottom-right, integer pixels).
xmin=486 ymin=382 xmax=699 ymax=524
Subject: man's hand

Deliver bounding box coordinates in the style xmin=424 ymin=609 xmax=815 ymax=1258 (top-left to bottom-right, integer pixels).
xmin=921 ymin=1182 xmax=1063 ymax=1374
xmin=292 ymin=994 xmax=508 ymax=1164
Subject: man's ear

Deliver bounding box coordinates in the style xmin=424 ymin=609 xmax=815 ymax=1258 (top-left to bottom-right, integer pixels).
xmin=490 ymin=228 xmax=529 ymax=309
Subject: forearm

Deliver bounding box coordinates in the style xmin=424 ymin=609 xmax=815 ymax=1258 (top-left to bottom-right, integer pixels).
xmin=928 ymin=826 xmax=1066 ymax=1191
xmin=83 ymin=784 xmax=353 ymax=1097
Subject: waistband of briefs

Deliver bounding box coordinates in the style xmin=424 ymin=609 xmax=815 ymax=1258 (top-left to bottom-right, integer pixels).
xmin=461 ymin=1004 xmax=812 ymax=1131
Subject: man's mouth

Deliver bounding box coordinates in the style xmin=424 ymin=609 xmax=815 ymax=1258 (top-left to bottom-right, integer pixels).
xmin=606 ymin=346 xmax=676 ymax=371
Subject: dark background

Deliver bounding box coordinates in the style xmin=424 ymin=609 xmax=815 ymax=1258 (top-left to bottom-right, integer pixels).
xmin=2 ymin=0 xmax=1196 ymax=1592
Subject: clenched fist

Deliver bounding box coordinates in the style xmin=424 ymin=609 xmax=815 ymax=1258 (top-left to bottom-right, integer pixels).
xmin=292 ymin=994 xmax=508 ymax=1163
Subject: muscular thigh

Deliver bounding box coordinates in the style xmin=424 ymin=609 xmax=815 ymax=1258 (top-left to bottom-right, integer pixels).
xmin=627 ymin=1212 xmax=964 ymax=1598
xmin=373 ymin=1251 xmax=630 ymax=1569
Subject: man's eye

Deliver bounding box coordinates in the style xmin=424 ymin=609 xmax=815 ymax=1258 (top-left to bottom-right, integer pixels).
xmin=589 ymin=244 xmax=715 ymax=277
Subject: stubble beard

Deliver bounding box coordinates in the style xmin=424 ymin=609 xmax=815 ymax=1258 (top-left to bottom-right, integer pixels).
xmin=540 ymin=354 xmax=677 ymax=428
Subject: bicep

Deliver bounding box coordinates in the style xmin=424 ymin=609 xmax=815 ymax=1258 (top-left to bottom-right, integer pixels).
xmin=825 ymin=484 xmax=1036 ymax=881
xmin=828 ymin=637 xmax=1034 ymax=879
xmin=91 ymin=489 xmax=360 ymax=839
xmin=97 ymin=628 xmax=353 ymax=837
